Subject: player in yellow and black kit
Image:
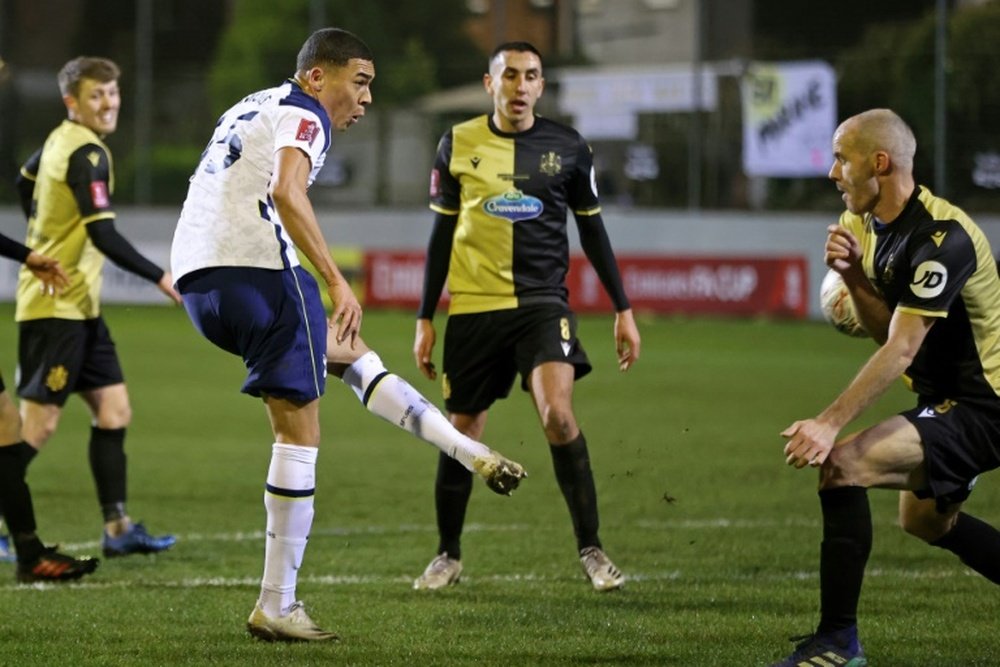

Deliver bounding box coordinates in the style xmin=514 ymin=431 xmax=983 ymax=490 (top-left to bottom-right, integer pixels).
xmin=0 ymin=231 xmax=101 ymax=581
xmin=412 ymin=42 xmax=641 ymax=592
xmin=13 ymin=56 xmax=179 ymax=561
xmin=773 ymin=109 xmax=1000 ymax=667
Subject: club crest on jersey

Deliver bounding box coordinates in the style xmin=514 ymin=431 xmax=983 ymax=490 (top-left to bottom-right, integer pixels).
xmin=539 ymin=151 xmax=561 ymax=175
xmin=483 ymin=190 xmax=543 ymax=222
xmin=296 ymin=118 xmax=319 ymax=146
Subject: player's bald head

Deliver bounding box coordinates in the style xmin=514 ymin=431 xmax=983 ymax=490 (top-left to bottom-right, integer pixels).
xmin=838 ymin=108 xmax=917 ymax=171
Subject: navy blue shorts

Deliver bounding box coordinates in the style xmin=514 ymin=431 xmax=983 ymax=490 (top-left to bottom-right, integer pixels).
xmin=441 ymin=304 xmax=591 ymax=414
xmin=178 ymin=266 xmax=327 ymax=402
xmin=17 ymin=316 xmax=125 ymax=406
xmin=903 ymin=398 xmax=1000 ymax=509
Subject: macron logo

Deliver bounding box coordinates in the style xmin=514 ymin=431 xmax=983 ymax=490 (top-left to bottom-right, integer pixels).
xmin=917 ymin=407 xmax=937 ymax=418
xmin=560 ymin=341 xmax=572 ymax=357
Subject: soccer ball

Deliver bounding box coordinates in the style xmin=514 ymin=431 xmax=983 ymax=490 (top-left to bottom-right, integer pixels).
xmin=820 ymin=269 xmax=867 ymax=337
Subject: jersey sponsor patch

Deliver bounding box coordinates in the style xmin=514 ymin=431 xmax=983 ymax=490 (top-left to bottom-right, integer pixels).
xmin=90 ymin=181 xmax=110 ymax=209
xmin=483 ymin=190 xmax=543 ymax=222
xmin=430 ymin=168 xmax=441 ymax=198
xmin=296 ymin=118 xmax=319 ymax=146
xmin=910 ymin=260 xmax=948 ymax=299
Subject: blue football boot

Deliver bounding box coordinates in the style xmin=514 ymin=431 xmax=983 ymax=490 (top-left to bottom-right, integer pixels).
xmin=102 ymin=522 xmax=176 ymax=558
xmin=770 ymin=626 xmax=868 ymax=667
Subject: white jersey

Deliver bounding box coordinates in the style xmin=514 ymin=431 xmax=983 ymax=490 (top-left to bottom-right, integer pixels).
xmin=171 ymin=80 xmax=330 ymax=281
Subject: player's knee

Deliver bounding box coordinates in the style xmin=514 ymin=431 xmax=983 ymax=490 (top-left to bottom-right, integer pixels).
xmin=0 ymin=400 xmax=22 ymax=443
xmin=96 ymin=404 xmax=132 ymax=430
xmin=0 ymin=420 xmax=20 ymax=444
xmin=22 ymin=418 xmax=57 ymax=448
xmin=327 ymin=361 xmax=349 ymax=379
xmin=539 ymin=407 xmax=575 ymax=443
xmin=818 ymin=446 xmax=874 ymax=489
xmin=899 ymin=507 xmax=956 ymax=543
xmin=899 ymin=512 xmax=954 ymax=542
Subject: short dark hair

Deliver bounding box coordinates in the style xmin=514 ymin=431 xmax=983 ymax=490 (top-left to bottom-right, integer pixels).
xmin=489 ymin=41 xmax=543 ymax=66
xmin=58 ymin=56 xmax=120 ymax=97
xmin=296 ymin=28 xmax=373 ymax=71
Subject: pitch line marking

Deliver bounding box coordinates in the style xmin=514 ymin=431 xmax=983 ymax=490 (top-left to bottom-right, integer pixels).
xmin=54 ymin=515 xmax=940 ymax=552
xmin=5 ymin=567 xmax=978 ymax=592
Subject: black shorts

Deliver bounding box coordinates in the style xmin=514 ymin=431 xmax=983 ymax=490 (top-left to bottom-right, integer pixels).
xmin=17 ymin=317 xmax=125 ymax=406
xmin=441 ymin=304 xmax=591 ymax=414
xmin=903 ymin=398 xmax=1000 ymax=509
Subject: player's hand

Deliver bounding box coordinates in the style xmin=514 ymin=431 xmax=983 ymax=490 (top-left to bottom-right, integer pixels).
xmin=414 ymin=318 xmax=437 ymax=380
xmin=781 ymin=418 xmax=837 ymax=469
xmin=157 ymin=271 xmax=182 ymax=305
xmin=824 ymin=225 xmax=862 ymax=274
xmin=614 ymin=309 xmax=641 ymax=372
xmin=328 ymin=279 xmax=362 ymax=348
xmin=25 ymin=251 xmax=69 ymax=296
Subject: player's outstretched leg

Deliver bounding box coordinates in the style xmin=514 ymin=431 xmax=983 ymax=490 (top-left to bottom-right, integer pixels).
xmin=336 ymin=351 xmax=526 ymax=494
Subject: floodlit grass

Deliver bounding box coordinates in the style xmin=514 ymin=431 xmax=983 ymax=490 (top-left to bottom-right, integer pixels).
xmin=1 ymin=305 xmax=997 ymax=666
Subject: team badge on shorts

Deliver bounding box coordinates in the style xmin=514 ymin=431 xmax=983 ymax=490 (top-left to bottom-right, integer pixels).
xmin=45 ymin=365 xmax=69 ymax=392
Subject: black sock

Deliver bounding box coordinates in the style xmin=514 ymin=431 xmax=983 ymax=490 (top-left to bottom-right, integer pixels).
xmin=12 ymin=533 xmax=45 ymax=564
xmin=19 ymin=441 xmax=38 ymax=467
xmin=550 ymin=433 xmax=601 ymax=552
xmin=0 ymin=443 xmax=37 ymax=537
xmin=88 ymin=427 xmax=128 ymax=521
xmin=817 ymin=486 xmax=872 ymax=634
xmin=931 ymin=512 xmax=1000 ymax=584
xmin=434 ymin=451 xmax=472 ymax=559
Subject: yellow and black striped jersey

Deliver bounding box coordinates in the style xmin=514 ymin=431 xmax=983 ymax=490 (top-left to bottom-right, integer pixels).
xmin=16 ymin=120 xmax=116 ymax=321
xmin=839 ymin=186 xmax=1000 ymax=405
xmin=429 ymin=114 xmax=601 ymax=315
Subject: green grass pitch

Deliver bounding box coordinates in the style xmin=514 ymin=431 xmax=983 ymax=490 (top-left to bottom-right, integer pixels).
xmin=0 ymin=304 xmax=997 ymax=666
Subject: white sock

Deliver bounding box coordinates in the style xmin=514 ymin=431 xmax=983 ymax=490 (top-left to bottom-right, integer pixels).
xmin=341 ymin=351 xmax=490 ymax=471
xmin=259 ymin=443 xmax=317 ymax=617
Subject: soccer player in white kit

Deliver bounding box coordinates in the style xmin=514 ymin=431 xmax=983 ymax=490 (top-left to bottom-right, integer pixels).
xmin=171 ymin=28 xmax=525 ymax=641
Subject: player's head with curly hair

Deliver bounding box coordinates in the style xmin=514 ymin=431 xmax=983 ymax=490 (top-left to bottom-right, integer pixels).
xmin=296 ymin=28 xmax=373 ymax=72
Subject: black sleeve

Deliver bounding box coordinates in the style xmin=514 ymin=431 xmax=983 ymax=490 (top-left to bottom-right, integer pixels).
xmin=66 ymin=143 xmax=115 ymax=220
xmin=417 ymin=212 xmax=457 ymax=320
xmin=15 ymin=148 xmax=42 ymax=220
xmin=0 ymin=233 xmax=31 ymax=263
xmin=576 ymin=211 xmax=631 ymax=311
xmin=86 ymin=218 xmax=164 ymax=284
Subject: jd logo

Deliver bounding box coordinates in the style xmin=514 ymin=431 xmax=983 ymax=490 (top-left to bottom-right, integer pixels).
xmin=910 ymin=261 xmax=948 ymax=299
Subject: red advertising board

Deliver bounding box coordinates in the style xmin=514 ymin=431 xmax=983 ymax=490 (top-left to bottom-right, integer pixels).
xmin=364 ymin=251 xmax=808 ymax=318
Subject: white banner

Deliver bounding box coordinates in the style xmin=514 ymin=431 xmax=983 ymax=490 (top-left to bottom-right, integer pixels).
xmin=559 ymin=65 xmax=718 ymax=140
xmin=741 ymin=61 xmax=836 ymax=177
